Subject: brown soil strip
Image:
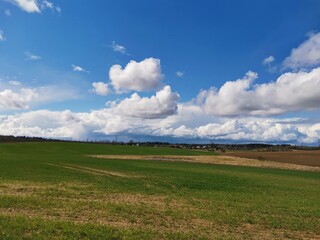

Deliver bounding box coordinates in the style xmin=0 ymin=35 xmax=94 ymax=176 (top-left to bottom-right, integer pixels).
xmin=224 ymin=150 xmax=320 ymax=167
xmin=89 ymin=155 xmax=320 ymax=172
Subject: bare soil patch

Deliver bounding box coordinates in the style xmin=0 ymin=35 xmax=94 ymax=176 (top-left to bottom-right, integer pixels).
xmin=223 ymin=150 xmax=320 ymax=167
xmin=90 ymin=154 xmax=320 ymax=172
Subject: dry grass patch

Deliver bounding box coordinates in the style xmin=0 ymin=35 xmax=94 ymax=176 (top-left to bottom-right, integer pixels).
xmin=90 ymin=155 xmax=320 ymax=172
xmin=1 ymin=181 xmax=319 ymax=239
xmin=235 ymin=223 xmax=319 ymax=240
xmin=0 ymin=181 xmax=213 ymax=236
xmin=0 ymin=181 xmax=93 ymax=198
xmin=0 ymin=209 xmax=317 ymax=240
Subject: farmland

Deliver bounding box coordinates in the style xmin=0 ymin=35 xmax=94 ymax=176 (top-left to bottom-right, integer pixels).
xmin=224 ymin=150 xmax=320 ymax=167
xmin=0 ymin=142 xmax=319 ymax=239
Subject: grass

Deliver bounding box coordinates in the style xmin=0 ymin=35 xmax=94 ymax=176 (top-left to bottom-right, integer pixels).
xmin=0 ymin=142 xmax=319 ymax=239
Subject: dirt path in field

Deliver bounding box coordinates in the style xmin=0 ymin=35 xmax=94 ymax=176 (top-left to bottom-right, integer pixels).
xmin=89 ymin=155 xmax=320 ymax=172
xmin=47 ymin=163 xmax=138 ymax=178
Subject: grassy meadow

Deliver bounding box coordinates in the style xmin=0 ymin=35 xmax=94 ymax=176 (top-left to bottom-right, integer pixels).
xmin=0 ymin=142 xmax=319 ymax=239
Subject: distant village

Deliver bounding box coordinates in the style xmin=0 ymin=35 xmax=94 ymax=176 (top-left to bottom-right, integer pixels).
xmin=1 ymin=135 xmax=319 ymax=151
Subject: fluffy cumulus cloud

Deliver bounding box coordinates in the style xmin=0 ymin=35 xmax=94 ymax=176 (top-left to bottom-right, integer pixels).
xmin=112 ymin=86 xmax=180 ymax=119
xmin=91 ymin=82 xmax=111 ymax=96
xmin=283 ymin=32 xmax=320 ymax=70
xmin=7 ymin=0 xmax=60 ymax=13
xmin=109 ymin=58 xmax=163 ymax=92
xmin=202 ymin=68 xmax=320 ymax=117
xmin=0 ymin=86 xmax=180 ymax=139
xmin=0 ymin=88 xmax=38 ymax=110
xmin=202 ymin=71 xmax=259 ymax=116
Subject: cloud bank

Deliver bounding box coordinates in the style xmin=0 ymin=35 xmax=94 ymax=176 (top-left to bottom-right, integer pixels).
xmin=0 ymin=107 xmax=319 ymax=144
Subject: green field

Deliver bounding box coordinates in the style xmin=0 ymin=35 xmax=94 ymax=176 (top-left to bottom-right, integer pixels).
xmin=0 ymin=142 xmax=319 ymax=239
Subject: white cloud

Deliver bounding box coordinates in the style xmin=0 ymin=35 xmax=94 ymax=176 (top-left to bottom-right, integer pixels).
xmin=262 ymin=56 xmax=275 ymax=65
xmin=7 ymin=0 xmax=60 ymax=13
xmin=9 ymin=81 xmax=21 ymax=86
xmin=112 ymin=85 xmax=180 ymax=119
xmin=283 ymin=32 xmax=320 ymax=70
xmin=149 ymin=109 xmax=317 ymax=144
xmin=4 ymin=9 xmax=11 ymax=16
xmin=202 ymin=71 xmax=258 ymax=117
xmin=0 ymin=77 xmax=317 ymax=144
xmin=72 ymin=65 xmax=89 ymax=73
xmin=1 ymin=33 xmax=320 ymax=145
xmin=0 ymin=84 xmax=78 ymax=112
xmin=202 ymin=68 xmax=320 ymax=117
xmin=176 ymin=71 xmax=184 ymax=77
xmin=0 ymin=31 xmax=5 ymax=42
xmin=9 ymin=0 xmax=41 ymax=13
xmin=0 ymin=110 xmax=89 ymax=140
xmin=0 ymin=88 xmax=38 ymax=111
xmin=25 ymin=51 xmax=42 ymax=61
xmin=0 ymin=107 xmax=319 ymax=144
xmin=41 ymin=0 xmax=52 ymax=9
xmin=40 ymin=0 xmax=60 ymax=13
xmin=91 ymin=82 xmax=111 ymax=96
xmin=111 ymin=41 xmax=127 ymax=54
xmin=194 ymin=118 xmax=308 ymax=143
xmin=109 ymin=58 xmax=163 ymax=92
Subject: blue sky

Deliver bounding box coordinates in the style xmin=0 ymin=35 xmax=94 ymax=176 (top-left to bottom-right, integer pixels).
xmin=1 ymin=0 xmax=320 ymax=144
